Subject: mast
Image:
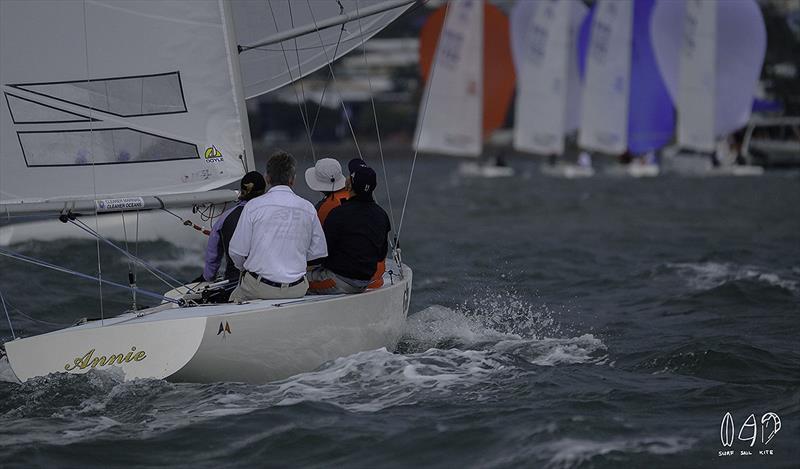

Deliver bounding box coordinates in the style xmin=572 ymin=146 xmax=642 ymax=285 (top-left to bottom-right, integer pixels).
xmin=221 ymin=0 xmax=255 ymax=172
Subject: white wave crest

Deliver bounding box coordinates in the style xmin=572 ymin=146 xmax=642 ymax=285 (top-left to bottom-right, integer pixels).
xmin=541 ymin=436 xmax=696 ymax=468
xmin=668 ymin=262 xmax=799 ymax=293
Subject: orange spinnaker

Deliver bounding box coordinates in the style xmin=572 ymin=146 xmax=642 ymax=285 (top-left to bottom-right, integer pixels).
xmin=419 ymin=2 xmax=516 ymax=139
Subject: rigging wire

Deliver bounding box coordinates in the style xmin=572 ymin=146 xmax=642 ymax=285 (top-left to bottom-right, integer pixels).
xmin=82 ymin=0 xmax=104 ymax=325
xmin=354 ymin=0 xmax=396 ymax=233
xmin=0 ymin=248 xmax=180 ymax=305
xmin=305 ymin=0 xmax=363 ymax=159
xmin=69 ymin=218 xmax=184 ymax=290
xmin=1 ymin=295 xmax=71 ymax=328
xmin=309 ymin=21 xmax=348 ymax=139
xmin=396 ymin=0 xmax=439 ymax=244
xmin=288 ymin=0 xmax=314 ymax=155
xmin=1 ymin=289 xmax=15 ymax=340
xmin=267 ymin=0 xmax=317 ymax=162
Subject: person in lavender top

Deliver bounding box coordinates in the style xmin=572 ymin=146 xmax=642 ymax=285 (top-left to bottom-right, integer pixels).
xmin=200 ymin=171 xmax=266 ymax=290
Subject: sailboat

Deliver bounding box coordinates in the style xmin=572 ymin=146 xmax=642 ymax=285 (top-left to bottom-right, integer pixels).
xmin=510 ymin=0 xmax=593 ymax=179
xmin=650 ymin=0 xmax=767 ymax=176
xmin=577 ymin=0 xmax=674 ymax=178
xmin=0 ymin=0 xmax=413 ymax=384
xmin=413 ymin=0 xmax=516 ymax=178
xmin=0 ymin=0 xmax=412 ymax=246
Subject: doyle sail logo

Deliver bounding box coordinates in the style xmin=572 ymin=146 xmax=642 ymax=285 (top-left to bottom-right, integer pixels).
xmin=204 ymin=145 xmax=224 ymax=163
xmin=64 ymin=346 xmax=147 ymax=371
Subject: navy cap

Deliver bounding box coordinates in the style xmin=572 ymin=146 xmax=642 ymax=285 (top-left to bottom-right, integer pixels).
xmin=351 ymin=166 xmax=377 ymax=195
xmin=348 ymin=158 xmax=368 ymax=176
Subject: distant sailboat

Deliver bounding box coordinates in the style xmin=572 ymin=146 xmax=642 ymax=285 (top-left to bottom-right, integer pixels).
xmin=510 ymin=0 xmax=592 ymax=178
xmin=0 ymin=0 xmax=414 ymax=384
xmin=413 ymin=0 xmax=516 ymax=178
xmin=650 ymin=0 xmax=767 ymax=176
xmin=577 ymin=0 xmax=674 ymax=177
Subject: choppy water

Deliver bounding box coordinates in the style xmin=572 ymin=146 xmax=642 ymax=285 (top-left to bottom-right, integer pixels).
xmin=1 ymin=156 xmax=798 ymax=468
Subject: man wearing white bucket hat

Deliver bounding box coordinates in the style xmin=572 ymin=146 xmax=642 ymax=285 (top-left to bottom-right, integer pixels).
xmin=305 ymin=158 xmax=349 ymax=225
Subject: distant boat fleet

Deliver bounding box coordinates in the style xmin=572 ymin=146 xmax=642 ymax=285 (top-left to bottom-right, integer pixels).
xmin=414 ymin=0 xmax=783 ymax=178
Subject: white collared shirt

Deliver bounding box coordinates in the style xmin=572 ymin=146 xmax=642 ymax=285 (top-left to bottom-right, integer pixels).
xmin=229 ymin=185 xmax=327 ymax=283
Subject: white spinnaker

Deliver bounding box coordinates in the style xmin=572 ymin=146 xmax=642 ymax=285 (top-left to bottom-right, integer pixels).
xmin=413 ymin=0 xmax=483 ymax=157
xmin=0 ymin=0 xmax=249 ymax=204
xmin=511 ymin=0 xmax=587 ymax=155
xmin=233 ymin=0 xmax=412 ymax=100
xmin=578 ymin=0 xmax=633 ymax=155
xmin=650 ymin=0 xmax=767 ymax=149
xmin=677 ymin=0 xmax=716 ymax=152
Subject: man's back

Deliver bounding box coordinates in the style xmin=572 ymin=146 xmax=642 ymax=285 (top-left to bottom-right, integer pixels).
xmin=323 ymin=196 xmax=390 ymax=281
xmin=229 ymin=186 xmax=326 ymax=283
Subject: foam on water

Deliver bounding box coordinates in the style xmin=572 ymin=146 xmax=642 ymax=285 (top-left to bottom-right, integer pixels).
xmin=539 ymin=436 xmax=697 ymax=469
xmin=668 ymin=261 xmax=799 ymax=293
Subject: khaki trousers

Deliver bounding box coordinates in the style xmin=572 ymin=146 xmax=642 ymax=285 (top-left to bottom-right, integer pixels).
xmin=229 ymin=273 xmax=308 ymax=302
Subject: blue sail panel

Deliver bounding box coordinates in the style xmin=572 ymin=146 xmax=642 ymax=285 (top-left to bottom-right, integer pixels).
xmin=627 ymin=0 xmax=674 ymax=154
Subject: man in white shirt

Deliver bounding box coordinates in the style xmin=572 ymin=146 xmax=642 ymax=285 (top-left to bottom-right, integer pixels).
xmin=228 ymin=151 xmax=327 ymax=302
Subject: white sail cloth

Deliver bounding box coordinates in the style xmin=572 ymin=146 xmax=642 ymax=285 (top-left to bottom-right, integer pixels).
xmin=577 ymin=0 xmax=633 ymax=155
xmin=511 ymin=0 xmax=587 ymax=155
xmin=0 ymin=0 xmax=249 ymax=204
xmin=650 ymin=0 xmax=767 ymax=151
xmin=413 ymin=0 xmax=483 ymax=157
xmin=233 ymin=0 xmax=412 ymax=99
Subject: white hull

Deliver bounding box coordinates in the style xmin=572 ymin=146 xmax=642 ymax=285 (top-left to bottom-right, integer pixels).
xmin=662 ymin=151 xmax=764 ymax=177
xmin=0 ymin=209 xmax=208 ymax=249
xmin=4 ymin=265 xmax=412 ymax=384
xmin=458 ymin=162 xmax=516 ymax=178
xmin=604 ymin=163 xmax=660 ymax=178
xmin=540 ymin=163 xmax=594 ymax=179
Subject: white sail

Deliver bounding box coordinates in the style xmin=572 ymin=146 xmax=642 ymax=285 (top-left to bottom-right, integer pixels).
xmin=0 ymin=0 xmax=251 ymax=205
xmin=650 ymin=0 xmax=767 ymax=150
xmin=578 ymin=0 xmax=633 ymax=155
xmin=676 ymin=0 xmax=716 ymax=152
xmin=413 ymin=0 xmax=483 ymax=157
xmin=233 ymin=0 xmax=413 ymax=100
xmin=511 ymin=0 xmax=587 ymax=155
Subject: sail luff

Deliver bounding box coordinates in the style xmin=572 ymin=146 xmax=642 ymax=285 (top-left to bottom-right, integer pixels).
xmin=221 ymin=0 xmax=255 ymax=172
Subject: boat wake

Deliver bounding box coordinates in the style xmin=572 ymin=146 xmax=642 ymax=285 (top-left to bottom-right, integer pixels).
xmin=0 ymin=292 xmax=606 ymax=447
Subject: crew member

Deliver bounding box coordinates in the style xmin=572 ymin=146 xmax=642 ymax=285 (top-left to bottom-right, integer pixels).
xmin=308 ymin=166 xmax=391 ymax=294
xmin=199 ymin=171 xmax=266 ymax=301
xmin=228 ymin=151 xmax=327 ymax=302
xmin=305 ymin=157 xmax=348 ymax=224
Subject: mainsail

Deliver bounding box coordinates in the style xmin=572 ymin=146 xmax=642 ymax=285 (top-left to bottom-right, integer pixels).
xmin=0 ymin=0 xmax=251 ymax=206
xmin=0 ymin=0 xmax=413 ymax=211
xmin=413 ymin=0 xmax=483 ymax=157
xmin=511 ymin=0 xmax=587 ymax=156
xmin=577 ymin=0 xmax=674 ymax=155
xmin=650 ymin=0 xmax=767 ymax=151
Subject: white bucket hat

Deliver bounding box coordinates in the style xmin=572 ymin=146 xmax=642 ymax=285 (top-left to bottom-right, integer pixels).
xmin=305 ymin=158 xmax=346 ymax=192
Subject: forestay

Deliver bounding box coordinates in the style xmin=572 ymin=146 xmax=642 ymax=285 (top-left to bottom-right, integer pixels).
xmin=0 ymin=0 xmax=251 ymax=205
xmin=650 ymin=0 xmax=767 ymax=151
xmin=511 ymin=0 xmax=586 ymax=155
xmin=413 ymin=0 xmax=483 ymax=158
xmin=234 ymin=0 xmax=413 ymax=100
